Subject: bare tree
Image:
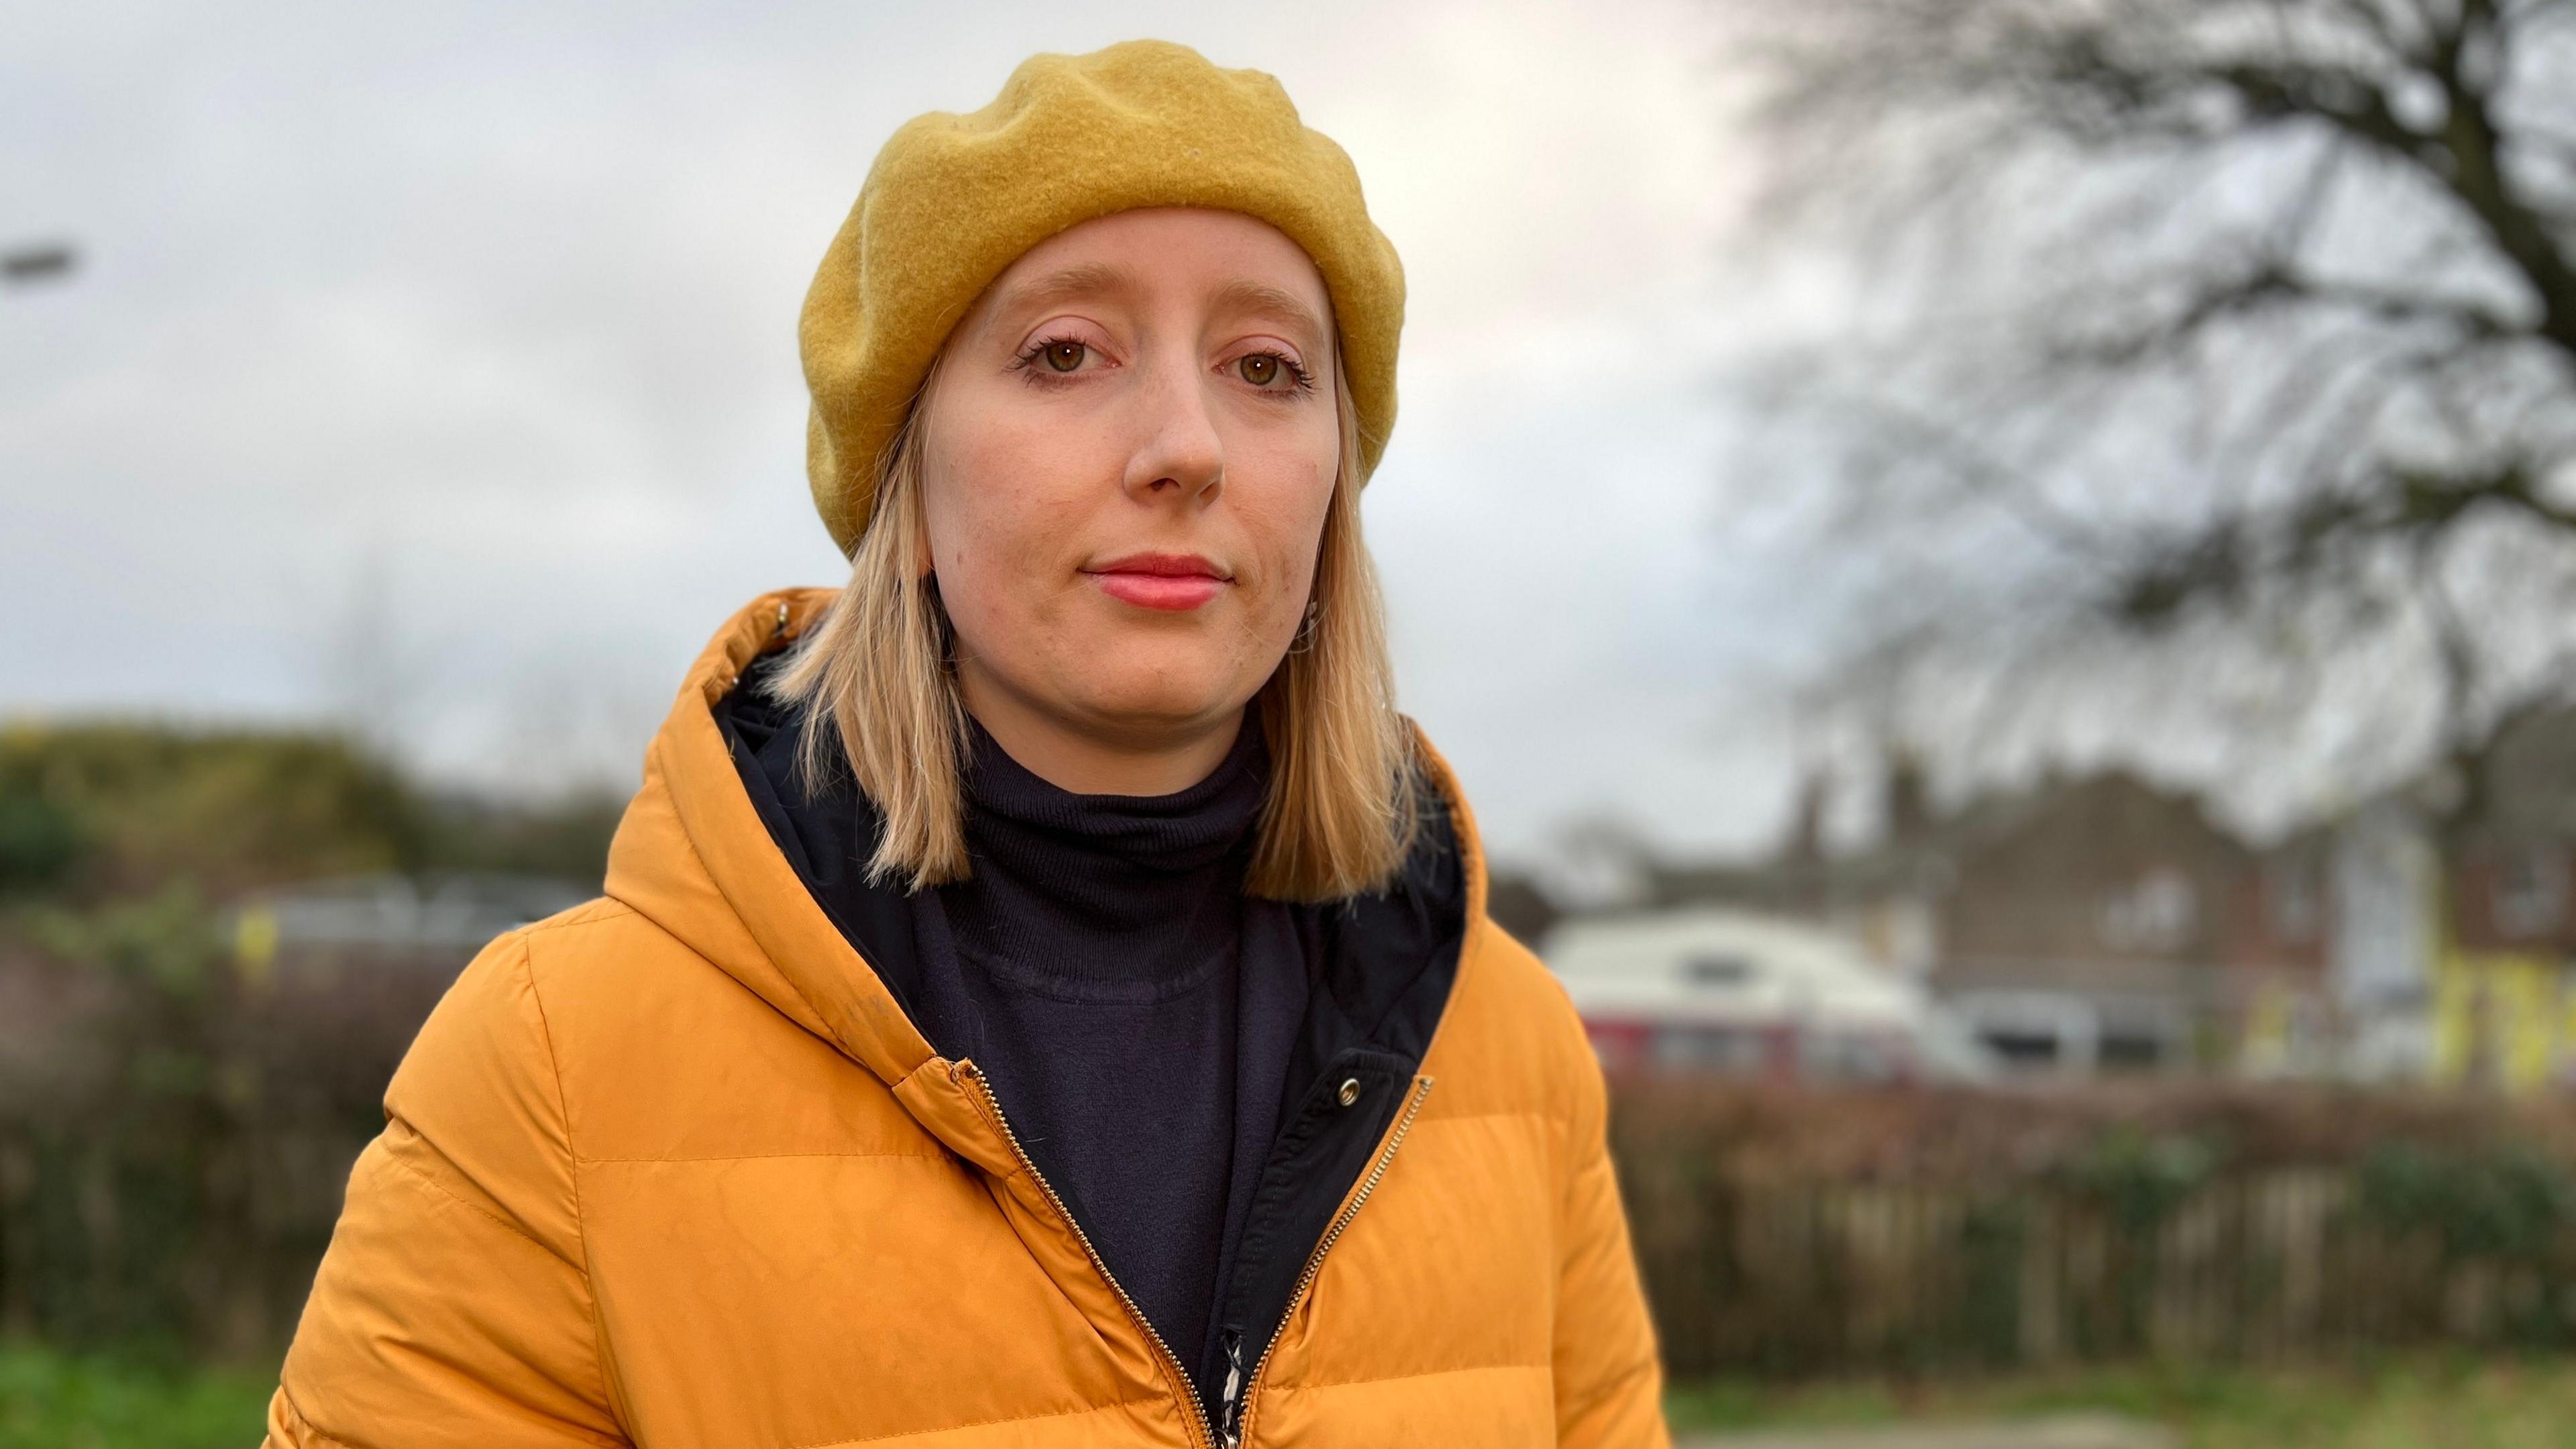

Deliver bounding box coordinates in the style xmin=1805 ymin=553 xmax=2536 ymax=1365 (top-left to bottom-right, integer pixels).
xmin=1728 ymin=0 xmax=2576 ymax=829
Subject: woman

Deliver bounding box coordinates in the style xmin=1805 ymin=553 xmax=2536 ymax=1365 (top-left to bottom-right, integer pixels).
xmin=265 ymin=39 xmax=1665 ymax=1449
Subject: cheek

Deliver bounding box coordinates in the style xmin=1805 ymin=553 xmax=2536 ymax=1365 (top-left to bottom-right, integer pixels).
xmin=1236 ymin=431 xmax=1339 ymax=630
xmin=920 ymin=420 xmax=1093 ymax=643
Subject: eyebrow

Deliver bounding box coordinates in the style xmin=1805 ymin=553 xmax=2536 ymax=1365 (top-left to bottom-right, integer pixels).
xmin=977 ymin=262 xmax=1142 ymax=339
xmin=1208 ymin=278 xmax=1330 ymax=347
xmin=974 ymin=263 xmax=1332 ymax=350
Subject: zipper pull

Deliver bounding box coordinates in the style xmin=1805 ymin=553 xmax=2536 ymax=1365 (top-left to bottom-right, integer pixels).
xmin=1218 ymin=1327 xmax=1246 ymax=1448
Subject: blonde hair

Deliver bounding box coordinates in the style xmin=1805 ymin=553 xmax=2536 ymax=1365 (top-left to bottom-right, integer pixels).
xmin=767 ymin=348 xmax=1421 ymax=902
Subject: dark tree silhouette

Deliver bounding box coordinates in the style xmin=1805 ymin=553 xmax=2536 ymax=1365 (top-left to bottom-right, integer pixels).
xmin=1731 ymin=0 xmax=2576 ymax=821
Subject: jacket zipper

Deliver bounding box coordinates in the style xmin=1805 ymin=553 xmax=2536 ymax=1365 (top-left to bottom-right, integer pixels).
xmin=959 ymin=1062 xmax=1216 ymax=1449
xmin=1216 ymin=1330 xmax=1245 ymax=1446
xmin=1220 ymin=1075 xmax=1435 ymax=1449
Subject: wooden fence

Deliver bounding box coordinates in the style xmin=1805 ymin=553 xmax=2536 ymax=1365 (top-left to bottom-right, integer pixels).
xmin=1615 ymin=1083 xmax=2576 ymax=1379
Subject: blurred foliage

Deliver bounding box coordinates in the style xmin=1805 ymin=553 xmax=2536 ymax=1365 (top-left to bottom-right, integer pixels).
xmin=1608 ymin=1078 xmax=2576 ymax=1185
xmin=0 ymin=719 xmax=627 ymax=904
xmin=2351 ymin=1142 xmax=2576 ymax=1345
xmin=2061 ymin=1128 xmax=2224 ymax=1234
xmin=0 ymin=719 xmax=621 ymax=1358
xmin=418 ymin=790 xmax=629 ymax=885
xmin=0 ymin=1342 xmax=274 ymax=1449
xmin=2055 ymin=1128 xmax=2229 ymax=1358
xmin=1613 ymin=1081 xmax=2576 ymax=1379
xmin=0 ymin=722 xmax=423 ymax=902
xmin=1953 ymin=1198 xmax=2029 ymax=1368
xmin=0 ymin=790 xmax=84 ymax=898
xmin=18 ymin=885 xmax=228 ymax=1004
xmin=2356 ymin=1142 xmax=2576 ymax=1266
xmin=4 ymin=881 xmax=268 ymax=1350
xmin=1668 ymin=1353 xmax=2576 ymax=1448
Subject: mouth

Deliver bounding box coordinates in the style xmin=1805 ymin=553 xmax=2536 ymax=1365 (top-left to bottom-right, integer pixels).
xmin=1081 ymin=552 xmax=1232 ymax=612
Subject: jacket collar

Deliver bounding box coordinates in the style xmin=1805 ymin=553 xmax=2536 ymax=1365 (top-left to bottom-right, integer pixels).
xmin=602 ymin=588 xmax=1494 ymax=1091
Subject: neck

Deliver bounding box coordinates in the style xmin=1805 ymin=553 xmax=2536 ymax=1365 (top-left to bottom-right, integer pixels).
xmin=959 ymin=675 xmax=1246 ymax=797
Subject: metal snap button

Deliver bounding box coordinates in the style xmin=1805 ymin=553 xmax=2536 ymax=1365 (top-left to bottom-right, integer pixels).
xmin=1336 ymin=1077 xmax=1361 ymax=1108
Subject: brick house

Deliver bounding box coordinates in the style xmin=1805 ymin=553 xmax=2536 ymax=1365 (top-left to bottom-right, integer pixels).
xmin=1646 ymin=764 xmax=2338 ymax=1075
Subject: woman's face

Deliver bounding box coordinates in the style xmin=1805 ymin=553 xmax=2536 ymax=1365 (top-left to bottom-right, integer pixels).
xmin=917 ymin=207 xmax=1342 ymax=756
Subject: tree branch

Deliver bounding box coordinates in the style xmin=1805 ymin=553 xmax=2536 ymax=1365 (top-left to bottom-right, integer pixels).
xmin=2421 ymin=0 xmax=2576 ymax=349
xmin=2098 ymin=458 xmax=2565 ymax=631
xmin=1757 ymin=2 xmax=2576 ymax=352
xmin=2033 ymin=256 xmax=2522 ymax=372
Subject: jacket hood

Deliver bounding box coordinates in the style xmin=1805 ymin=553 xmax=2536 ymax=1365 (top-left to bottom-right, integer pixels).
xmin=601 ymin=587 xmax=1492 ymax=1097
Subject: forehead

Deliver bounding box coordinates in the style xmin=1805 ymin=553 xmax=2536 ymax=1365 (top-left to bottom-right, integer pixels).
xmin=975 ymin=207 xmax=1334 ymax=337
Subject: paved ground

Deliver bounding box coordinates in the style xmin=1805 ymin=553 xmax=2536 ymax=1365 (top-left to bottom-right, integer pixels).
xmin=1678 ymin=1415 xmax=2179 ymax=1449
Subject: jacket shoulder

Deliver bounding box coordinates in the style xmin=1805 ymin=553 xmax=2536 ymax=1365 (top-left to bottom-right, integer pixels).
xmin=380 ymin=928 xmax=584 ymax=1258
xmin=492 ymin=894 xmax=929 ymax=1165
xmin=1426 ymin=914 xmax=1604 ymax=1126
xmin=508 ymin=892 xmax=751 ymax=1018
xmin=513 ymin=893 xmax=657 ymax=961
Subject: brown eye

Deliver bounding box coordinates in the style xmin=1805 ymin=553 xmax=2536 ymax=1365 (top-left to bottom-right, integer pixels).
xmin=1237 ymin=354 xmax=1280 ymax=386
xmin=1044 ymin=340 xmax=1086 ymax=373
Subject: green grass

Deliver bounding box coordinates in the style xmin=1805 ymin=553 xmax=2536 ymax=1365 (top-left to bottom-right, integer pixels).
xmin=7 ymin=1340 xmax=2574 ymax=1448
xmin=1668 ymin=1355 xmax=2576 ymax=1446
xmin=0 ymin=1343 xmax=275 ymax=1449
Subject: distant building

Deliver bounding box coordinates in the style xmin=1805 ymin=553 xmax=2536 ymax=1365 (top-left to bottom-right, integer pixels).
xmin=1617 ymin=703 xmax=2576 ymax=1090
xmin=1644 ymin=767 xmax=2307 ymax=1075
xmin=1540 ymin=907 xmax=1998 ymax=1083
xmin=2422 ymin=706 xmax=2576 ymax=1091
xmin=2325 ymin=800 xmax=2438 ymax=1081
xmin=1925 ymin=772 xmax=2256 ymax=1074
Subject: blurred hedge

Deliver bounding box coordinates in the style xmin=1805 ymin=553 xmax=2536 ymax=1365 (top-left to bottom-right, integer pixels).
xmin=1611 ymin=1081 xmax=2576 ymax=1379
xmin=0 ymin=721 xmax=624 ymax=900
xmin=0 ymin=720 xmax=619 ymax=1356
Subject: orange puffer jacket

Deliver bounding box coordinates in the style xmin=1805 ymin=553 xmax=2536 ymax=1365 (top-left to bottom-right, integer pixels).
xmin=263 ymin=590 xmax=1668 ymax=1448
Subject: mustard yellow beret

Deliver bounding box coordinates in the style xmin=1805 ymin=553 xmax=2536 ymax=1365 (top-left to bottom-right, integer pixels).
xmin=798 ymin=38 xmax=1407 ymax=555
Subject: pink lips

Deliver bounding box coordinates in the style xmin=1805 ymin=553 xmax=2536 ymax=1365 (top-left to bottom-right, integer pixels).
xmin=1083 ymin=552 xmax=1230 ymax=611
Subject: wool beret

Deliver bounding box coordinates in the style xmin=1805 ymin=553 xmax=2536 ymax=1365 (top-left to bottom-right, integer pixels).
xmin=798 ymin=38 xmax=1407 ymax=555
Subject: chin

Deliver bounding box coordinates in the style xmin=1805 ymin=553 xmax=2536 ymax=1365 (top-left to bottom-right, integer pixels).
xmin=1067 ymin=655 xmax=1248 ymax=735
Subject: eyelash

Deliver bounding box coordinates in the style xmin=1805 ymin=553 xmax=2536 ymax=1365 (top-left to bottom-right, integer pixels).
xmin=1008 ymin=335 xmax=1316 ymax=395
xmin=1006 ymin=336 xmax=1071 ymax=385
xmin=1246 ymin=349 xmax=1318 ymax=394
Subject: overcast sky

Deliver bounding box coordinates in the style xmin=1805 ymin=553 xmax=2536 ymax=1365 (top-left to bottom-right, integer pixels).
xmin=4 ymin=0 xmax=1843 ymax=869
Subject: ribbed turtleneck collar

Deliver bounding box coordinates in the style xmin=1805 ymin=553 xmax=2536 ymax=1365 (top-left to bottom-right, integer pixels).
xmin=963 ymin=713 xmax=1267 ymax=877
xmin=943 ymin=711 xmax=1269 ymax=996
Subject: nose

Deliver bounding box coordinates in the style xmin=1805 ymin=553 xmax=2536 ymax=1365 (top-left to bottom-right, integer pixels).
xmin=1120 ymin=356 xmax=1224 ymax=506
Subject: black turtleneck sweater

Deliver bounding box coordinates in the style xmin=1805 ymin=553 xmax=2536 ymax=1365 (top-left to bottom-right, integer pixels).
xmin=915 ymin=713 xmax=1313 ymax=1379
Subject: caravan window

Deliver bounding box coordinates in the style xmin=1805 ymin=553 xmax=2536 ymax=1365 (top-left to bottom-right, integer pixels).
xmin=1685 ymin=954 xmax=1754 ymax=987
